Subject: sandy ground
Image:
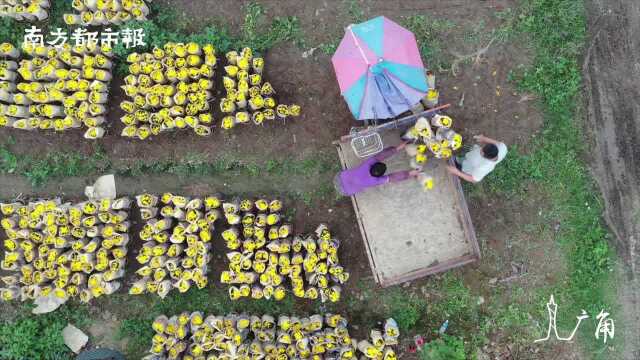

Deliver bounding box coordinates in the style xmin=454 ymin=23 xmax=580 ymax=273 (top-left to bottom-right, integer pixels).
xmin=584 ymin=1 xmax=640 ymax=358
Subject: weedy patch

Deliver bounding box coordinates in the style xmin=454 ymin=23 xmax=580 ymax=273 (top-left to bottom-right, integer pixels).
xmin=0 ymin=303 xmax=90 ymax=360
xmin=0 ymin=139 xmax=110 ymax=186
xmin=401 ymin=15 xmax=455 ymax=70
xmin=474 ymin=0 xmax=620 ymax=357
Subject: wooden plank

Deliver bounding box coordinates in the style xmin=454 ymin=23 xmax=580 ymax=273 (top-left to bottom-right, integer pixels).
xmin=336 ymin=144 xmax=382 ymax=284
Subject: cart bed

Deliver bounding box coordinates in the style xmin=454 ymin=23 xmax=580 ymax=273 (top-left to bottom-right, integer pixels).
xmin=335 ymin=132 xmax=480 ymax=287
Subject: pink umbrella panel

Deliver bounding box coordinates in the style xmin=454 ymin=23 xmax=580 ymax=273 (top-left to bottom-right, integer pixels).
xmin=332 ymin=16 xmax=429 ymax=120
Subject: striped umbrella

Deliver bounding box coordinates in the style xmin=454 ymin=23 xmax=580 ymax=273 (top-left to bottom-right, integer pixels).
xmin=332 ymin=16 xmax=429 ymax=120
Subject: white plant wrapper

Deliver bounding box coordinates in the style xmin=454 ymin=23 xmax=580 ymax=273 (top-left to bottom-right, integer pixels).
xmin=83 ymin=126 xmax=105 ymax=139
xmin=12 ymin=119 xmax=34 ymax=129
xmin=30 ymin=8 xmax=49 ymax=21
xmin=0 ymin=70 xmax=16 ymax=82
xmin=12 ymin=93 xmax=31 ymax=105
xmin=431 ymin=114 xmax=451 ymax=128
xmin=157 ymin=279 xmax=172 ymax=298
xmin=102 ymin=280 xmax=121 ymax=295
xmin=89 ymin=92 xmax=108 ymax=104
xmin=83 ymin=116 xmax=106 ymax=127
xmin=1 ymin=60 xmax=18 ymax=70
xmin=112 ymin=197 xmax=132 ymax=210
xmin=0 ymin=45 xmax=20 ymax=59
xmin=67 ymin=117 xmax=83 ymax=128
xmin=83 ymin=0 xmax=98 ymax=11
xmin=43 ymin=105 xmax=64 ymax=117
xmin=62 ymin=324 xmax=88 ymax=354
xmin=140 ymin=207 xmax=158 ymax=219
xmin=95 ymin=70 xmax=112 ymax=81
xmin=0 ymin=89 xmax=11 ymax=102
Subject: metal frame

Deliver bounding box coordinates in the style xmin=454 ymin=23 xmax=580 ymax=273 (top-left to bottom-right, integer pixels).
xmin=340 ymin=103 xmax=452 ymax=142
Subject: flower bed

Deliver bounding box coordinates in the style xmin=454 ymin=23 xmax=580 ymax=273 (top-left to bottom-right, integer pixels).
xmin=0 ymin=197 xmax=132 ymax=303
xmin=129 ymin=193 xmax=220 ymax=297
xmin=0 ymin=42 xmax=114 ymax=139
xmin=147 ymin=312 xmax=400 ymax=360
xmin=64 ymin=0 xmax=151 ymax=25
xmin=219 ymin=47 xmax=300 ymax=129
xmin=120 ymin=42 xmax=217 ymax=139
xmin=220 ymin=198 xmax=348 ymax=302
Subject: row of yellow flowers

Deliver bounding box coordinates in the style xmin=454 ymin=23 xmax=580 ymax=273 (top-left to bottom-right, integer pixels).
xmin=220 ymin=199 xmax=348 ymax=303
xmin=128 ymin=193 xmax=217 ymax=297
xmin=120 ymin=42 xmax=217 ymax=139
xmin=148 ymin=313 xmax=400 ymax=360
xmin=0 ymin=197 xmax=132 ymax=303
xmin=0 ymin=194 xmax=349 ymax=305
xmin=0 ymin=42 xmax=114 ymax=138
xmin=64 ymin=0 xmax=150 ymax=25
xmin=0 ymin=0 xmax=50 ymax=22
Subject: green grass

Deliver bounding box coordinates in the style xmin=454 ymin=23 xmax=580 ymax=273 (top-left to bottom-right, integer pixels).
xmin=346 ymin=0 xmax=366 ymax=23
xmin=0 ymin=303 xmax=89 ymax=360
xmin=402 ymin=15 xmax=455 ymax=70
xmin=388 ymin=291 xmax=426 ymax=332
xmin=473 ymin=0 xmax=619 ymax=357
xmin=419 ymin=334 xmax=466 ymax=360
xmin=0 ymin=138 xmax=110 ymax=186
xmin=0 ymin=139 xmax=337 ymax=188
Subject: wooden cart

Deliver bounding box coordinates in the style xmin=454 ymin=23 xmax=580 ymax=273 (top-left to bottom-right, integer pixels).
xmin=334 ymin=111 xmax=480 ymax=287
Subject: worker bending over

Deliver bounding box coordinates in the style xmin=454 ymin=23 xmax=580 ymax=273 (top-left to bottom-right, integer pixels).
xmin=335 ymin=142 xmax=420 ymax=196
xmin=448 ymin=134 xmax=507 ymax=183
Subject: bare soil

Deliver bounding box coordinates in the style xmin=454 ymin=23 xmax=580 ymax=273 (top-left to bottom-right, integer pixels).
xmin=584 ymin=1 xmax=640 ymax=358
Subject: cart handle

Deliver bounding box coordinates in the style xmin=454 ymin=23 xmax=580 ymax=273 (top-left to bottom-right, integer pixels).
xmin=339 ymin=103 xmax=451 ymax=142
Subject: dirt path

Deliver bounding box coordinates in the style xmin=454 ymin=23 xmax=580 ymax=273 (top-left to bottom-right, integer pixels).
xmin=0 ymin=173 xmax=327 ymax=200
xmin=584 ymin=0 xmax=640 ymax=358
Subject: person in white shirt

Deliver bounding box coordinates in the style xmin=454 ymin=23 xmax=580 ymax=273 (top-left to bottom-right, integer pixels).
xmin=447 ymin=134 xmax=507 ymax=183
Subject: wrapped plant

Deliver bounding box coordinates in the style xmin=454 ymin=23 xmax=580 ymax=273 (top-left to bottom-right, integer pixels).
xmin=0 ymin=42 xmax=113 ymax=138
xmin=0 ymin=197 xmax=132 ymax=304
xmin=120 ymin=42 xmax=217 ymax=139
xmin=64 ymin=0 xmax=150 ymax=25
xmin=219 ymin=47 xmax=301 ymax=131
xmin=146 ymin=312 xmax=400 ymax=360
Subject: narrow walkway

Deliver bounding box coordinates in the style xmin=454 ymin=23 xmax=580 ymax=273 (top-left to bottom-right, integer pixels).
xmin=0 ymin=173 xmax=328 ymax=200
